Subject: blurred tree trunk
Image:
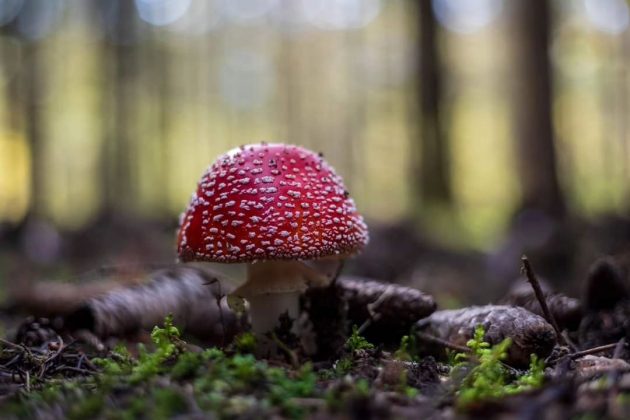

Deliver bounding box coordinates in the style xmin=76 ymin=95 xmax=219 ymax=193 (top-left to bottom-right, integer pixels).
xmin=0 ymin=25 xmax=42 ymax=242
xmin=512 ymin=0 xmax=565 ymax=217
xmin=101 ymin=0 xmax=139 ymax=217
xmin=280 ymin=30 xmax=300 ymax=145
xmin=413 ymin=0 xmax=452 ymax=208
xmin=621 ymin=31 xmax=630 ymax=204
xmin=1 ymin=38 xmax=23 ymax=136
xmin=495 ymin=0 xmax=573 ymax=288
xmin=0 ymin=22 xmax=45 ymax=225
xmin=23 ymin=42 xmax=45 ymax=217
xmin=148 ymin=28 xmax=170 ymax=217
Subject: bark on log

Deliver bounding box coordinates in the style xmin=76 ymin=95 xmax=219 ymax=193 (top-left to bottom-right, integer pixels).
xmin=339 ymin=276 xmax=436 ymax=327
xmin=304 ymin=276 xmax=437 ymax=353
xmin=500 ymin=280 xmax=582 ymax=331
xmin=12 ymin=269 xmax=436 ymax=350
xmin=417 ymin=305 xmax=556 ymax=367
xmin=64 ymin=267 xmax=241 ymax=345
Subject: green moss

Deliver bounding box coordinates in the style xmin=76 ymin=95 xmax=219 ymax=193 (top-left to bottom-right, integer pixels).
xmin=267 ymin=363 xmax=317 ymax=418
xmin=327 ymin=327 xmax=377 ymax=379
xmin=118 ymin=396 xmax=147 ymax=420
xmin=345 ymin=326 xmax=374 ymax=352
xmin=152 ymin=388 xmax=188 ymax=419
xmin=454 ymin=325 xmax=546 ymax=408
xmin=355 ymin=378 xmax=370 ymax=396
xmin=394 ymin=334 xmax=419 ymax=362
xmin=93 ymin=344 xmax=133 ymax=376
xmin=68 ymin=394 xmax=104 ymax=420
xmin=234 ymin=332 xmax=257 ymax=354
xmin=325 ymin=377 xmax=371 ymax=411
xmin=404 ymin=386 xmax=419 ymax=398
xmin=333 ymin=357 xmax=354 ymax=376
xmin=129 ymin=315 xmax=186 ymax=384
xmin=4 ymin=315 xmax=397 ymax=419
xmin=170 ymin=349 xmax=215 ymax=380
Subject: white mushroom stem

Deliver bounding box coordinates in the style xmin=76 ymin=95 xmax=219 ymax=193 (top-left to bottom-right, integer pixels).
xmin=234 ymin=259 xmax=331 ymax=354
xmin=247 ymin=292 xmax=300 ymax=336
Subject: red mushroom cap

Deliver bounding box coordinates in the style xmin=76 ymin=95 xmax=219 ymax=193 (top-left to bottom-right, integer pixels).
xmin=177 ymin=143 xmax=369 ymax=263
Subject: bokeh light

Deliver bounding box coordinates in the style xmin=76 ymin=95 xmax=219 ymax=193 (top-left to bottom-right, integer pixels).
xmin=166 ymin=0 xmax=223 ymax=35
xmin=303 ymin=0 xmax=382 ymax=30
xmin=222 ymin=0 xmax=278 ymax=24
xmin=219 ymin=49 xmax=274 ymax=111
xmin=134 ymin=0 xmax=191 ymax=27
xmin=0 ymin=0 xmax=23 ymax=27
xmin=432 ymin=0 xmax=503 ymax=34
xmin=583 ymin=0 xmax=629 ymax=35
xmin=16 ymin=0 xmax=64 ymax=40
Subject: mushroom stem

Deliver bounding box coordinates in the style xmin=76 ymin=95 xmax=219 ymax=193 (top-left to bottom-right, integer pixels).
xmin=247 ymin=292 xmax=300 ymax=336
xmin=235 ymin=260 xmax=336 ymax=356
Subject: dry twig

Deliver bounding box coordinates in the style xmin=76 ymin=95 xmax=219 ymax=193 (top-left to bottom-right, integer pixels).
xmin=521 ymin=256 xmax=569 ymax=347
xmin=414 ymin=331 xmax=471 ymax=354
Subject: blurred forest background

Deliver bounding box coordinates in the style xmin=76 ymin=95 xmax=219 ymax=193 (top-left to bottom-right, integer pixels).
xmin=1 ymin=0 xmax=630 ymax=303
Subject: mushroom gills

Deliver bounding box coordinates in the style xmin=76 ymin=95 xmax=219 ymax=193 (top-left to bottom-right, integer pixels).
xmin=235 ymin=259 xmax=332 ymax=297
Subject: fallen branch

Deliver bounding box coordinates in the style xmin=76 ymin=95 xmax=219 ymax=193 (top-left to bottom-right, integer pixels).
xmin=5 ymin=277 xmax=140 ymax=317
xmin=338 ymin=276 xmax=436 ymax=330
xmin=64 ymin=267 xmax=242 ymax=346
xmin=565 ymin=343 xmax=620 ymax=360
xmin=305 ymin=276 xmax=436 ymax=357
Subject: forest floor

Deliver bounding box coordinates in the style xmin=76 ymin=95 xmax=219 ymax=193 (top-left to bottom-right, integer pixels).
xmin=2 ymin=217 xmax=630 ymax=419
xmin=0 ymin=305 xmax=628 ymax=419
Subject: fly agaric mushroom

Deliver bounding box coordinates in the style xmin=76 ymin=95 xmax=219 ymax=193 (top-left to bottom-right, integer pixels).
xmin=177 ymin=143 xmax=368 ymax=350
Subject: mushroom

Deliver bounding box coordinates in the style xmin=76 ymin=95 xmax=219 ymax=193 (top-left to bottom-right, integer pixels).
xmin=177 ymin=143 xmax=369 ymax=352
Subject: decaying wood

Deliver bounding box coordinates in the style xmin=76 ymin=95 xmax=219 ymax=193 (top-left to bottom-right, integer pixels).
xmin=302 ymin=282 xmax=348 ymax=360
xmin=338 ymin=276 xmax=436 ymax=327
xmin=416 ymin=305 xmax=557 ymax=367
xmin=304 ymin=276 xmax=436 ymax=354
xmin=64 ymin=267 xmax=242 ymax=345
xmin=572 ymin=355 xmax=630 ymax=380
xmin=6 ymin=274 xmax=143 ymax=317
xmin=500 ymin=278 xmax=582 ymax=331
xmin=12 ymin=268 xmax=434 ymax=349
xmin=579 ymin=259 xmax=630 ymax=352
xmin=583 ymin=257 xmax=629 ymax=311
xmin=578 ymin=301 xmax=630 ymax=353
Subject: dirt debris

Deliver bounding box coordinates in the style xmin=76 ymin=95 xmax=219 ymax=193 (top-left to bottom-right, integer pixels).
xmin=5 ymin=252 xmax=630 ymax=418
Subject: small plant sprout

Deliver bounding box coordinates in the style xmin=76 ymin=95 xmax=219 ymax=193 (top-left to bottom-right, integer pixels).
xmin=177 ymin=143 xmax=369 ymax=355
xmin=453 ymin=325 xmax=546 ymax=408
xmin=346 ymin=325 xmax=375 ymax=352
xmin=394 ymin=335 xmax=418 ymax=362
xmin=329 ymin=326 xmax=375 ymax=377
